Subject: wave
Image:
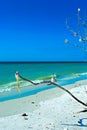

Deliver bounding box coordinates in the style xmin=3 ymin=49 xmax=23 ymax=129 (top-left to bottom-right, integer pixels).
xmin=0 ymin=82 xmax=16 ymax=93
xmin=0 ymin=79 xmax=44 ymax=93
xmin=0 ymin=88 xmax=12 ymax=93
xmin=0 ymin=71 xmax=87 ymax=94
xmin=78 ymin=72 xmax=87 ymax=76
xmin=0 ymin=79 xmax=53 ymax=102
xmin=0 ymin=72 xmax=87 ymax=102
xmin=57 ymin=73 xmax=79 ymax=81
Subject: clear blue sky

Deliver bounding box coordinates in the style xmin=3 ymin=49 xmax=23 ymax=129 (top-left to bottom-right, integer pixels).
xmin=0 ymin=0 xmax=87 ymax=61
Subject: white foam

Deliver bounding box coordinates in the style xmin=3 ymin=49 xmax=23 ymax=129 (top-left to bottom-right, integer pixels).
xmin=79 ymin=72 xmax=87 ymax=76
xmin=0 ymin=79 xmax=45 ymax=93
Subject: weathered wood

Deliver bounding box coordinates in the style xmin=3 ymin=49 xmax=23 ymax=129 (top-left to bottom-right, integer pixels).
xmin=17 ymin=72 xmax=87 ymax=107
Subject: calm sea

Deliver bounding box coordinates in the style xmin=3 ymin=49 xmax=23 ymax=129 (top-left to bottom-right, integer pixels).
xmin=0 ymin=62 xmax=87 ymax=102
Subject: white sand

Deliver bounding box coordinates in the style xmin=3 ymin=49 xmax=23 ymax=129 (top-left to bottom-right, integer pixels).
xmin=0 ymin=80 xmax=87 ymax=130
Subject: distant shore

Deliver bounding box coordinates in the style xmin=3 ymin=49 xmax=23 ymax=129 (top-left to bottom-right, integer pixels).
xmin=0 ymin=79 xmax=87 ymax=129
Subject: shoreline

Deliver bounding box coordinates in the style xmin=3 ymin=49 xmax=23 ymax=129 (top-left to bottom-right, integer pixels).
xmin=0 ymin=79 xmax=87 ymax=129
xmin=0 ymin=84 xmax=66 ymax=117
xmin=0 ymin=79 xmax=87 ymax=117
xmin=0 ymin=70 xmax=87 ymax=102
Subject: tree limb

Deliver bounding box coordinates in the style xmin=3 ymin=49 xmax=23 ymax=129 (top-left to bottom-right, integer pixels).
xmin=16 ymin=73 xmax=87 ymax=107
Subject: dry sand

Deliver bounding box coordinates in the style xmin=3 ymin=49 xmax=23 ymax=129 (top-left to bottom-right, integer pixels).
xmin=0 ymin=80 xmax=87 ymax=130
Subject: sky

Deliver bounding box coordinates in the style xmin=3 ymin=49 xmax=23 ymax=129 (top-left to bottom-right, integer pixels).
xmin=0 ymin=0 xmax=87 ymax=62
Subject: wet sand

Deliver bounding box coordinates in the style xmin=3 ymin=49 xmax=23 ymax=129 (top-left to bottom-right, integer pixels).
xmin=0 ymin=80 xmax=87 ymax=130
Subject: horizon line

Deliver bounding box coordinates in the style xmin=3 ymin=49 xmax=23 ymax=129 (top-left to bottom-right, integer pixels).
xmin=0 ymin=61 xmax=87 ymax=63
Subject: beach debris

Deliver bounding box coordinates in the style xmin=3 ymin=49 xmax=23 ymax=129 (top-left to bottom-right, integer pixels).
xmin=22 ymin=113 xmax=28 ymax=116
xmin=73 ymin=115 xmax=76 ymax=117
xmin=22 ymin=113 xmax=28 ymax=120
xmin=31 ymin=101 xmax=35 ymax=104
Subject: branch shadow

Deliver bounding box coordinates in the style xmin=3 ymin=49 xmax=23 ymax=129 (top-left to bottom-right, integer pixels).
xmin=62 ymin=123 xmax=87 ymax=127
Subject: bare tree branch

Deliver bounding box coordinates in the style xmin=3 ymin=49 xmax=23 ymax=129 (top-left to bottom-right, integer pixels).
xmin=15 ymin=72 xmax=87 ymax=107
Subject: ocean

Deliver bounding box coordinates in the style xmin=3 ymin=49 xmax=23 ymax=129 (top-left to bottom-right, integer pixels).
xmin=0 ymin=62 xmax=87 ymax=102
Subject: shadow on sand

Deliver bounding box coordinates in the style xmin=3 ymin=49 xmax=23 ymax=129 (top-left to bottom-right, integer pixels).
xmin=62 ymin=118 xmax=87 ymax=128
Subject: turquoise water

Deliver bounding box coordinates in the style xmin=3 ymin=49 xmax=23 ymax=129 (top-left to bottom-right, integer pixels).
xmin=0 ymin=62 xmax=87 ymax=102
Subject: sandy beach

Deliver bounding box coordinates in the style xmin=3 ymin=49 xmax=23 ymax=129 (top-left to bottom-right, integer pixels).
xmin=0 ymin=80 xmax=87 ymax=130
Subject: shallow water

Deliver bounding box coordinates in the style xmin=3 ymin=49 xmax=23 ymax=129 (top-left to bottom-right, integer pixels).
xmin=0 ymin=62 xmax=87 ymax=102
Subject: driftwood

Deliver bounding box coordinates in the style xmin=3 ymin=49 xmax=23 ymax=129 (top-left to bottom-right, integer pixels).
xmin=52 ymin=82 xmax=87 ymax=107
xmin=16 ymin=72 xmax=87 ymax=107
xmin=19 ymin=74 xmax=51 ymax=85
